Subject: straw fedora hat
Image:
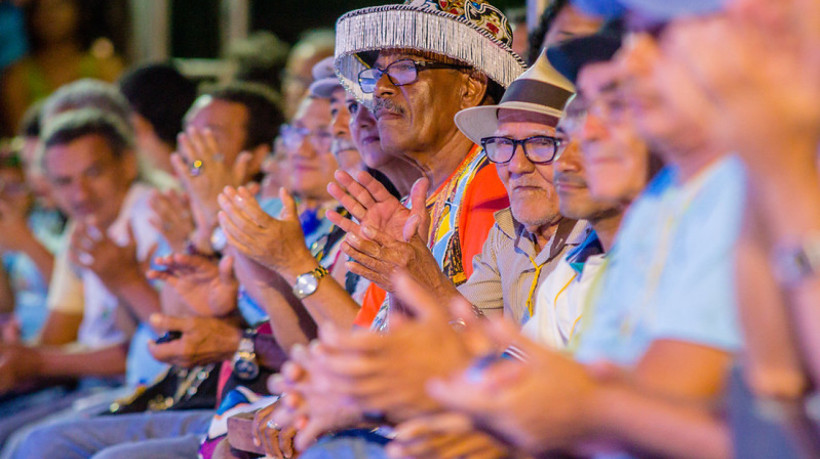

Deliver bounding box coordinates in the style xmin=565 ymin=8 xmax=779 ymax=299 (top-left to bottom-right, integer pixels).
xmin=454 ymin=53 xmax=574 ymax=145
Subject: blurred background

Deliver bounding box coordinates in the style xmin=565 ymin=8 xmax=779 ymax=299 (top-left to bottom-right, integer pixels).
xmin=0 ymin=0 xmax=538 ymax=135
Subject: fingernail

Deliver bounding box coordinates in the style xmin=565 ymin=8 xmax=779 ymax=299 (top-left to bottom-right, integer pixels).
xmin=348 ymin=233 xmax=360 ymax=244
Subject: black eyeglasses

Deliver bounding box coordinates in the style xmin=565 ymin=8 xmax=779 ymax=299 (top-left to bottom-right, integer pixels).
xmin=358 ymin=59 xmax=471 ymax=94
xmin=480 ymin=136 xmax=561 ymax=165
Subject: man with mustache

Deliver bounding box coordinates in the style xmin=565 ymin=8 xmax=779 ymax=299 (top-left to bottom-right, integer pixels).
xmin=328 ymin=0 xmax=526 ymax=330
xmin=308 ymin=57 xmax=364 ymax=176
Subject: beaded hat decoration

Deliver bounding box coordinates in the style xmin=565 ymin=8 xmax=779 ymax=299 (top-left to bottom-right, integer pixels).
xmin=334 ymin=0 xmax=526 ymax=103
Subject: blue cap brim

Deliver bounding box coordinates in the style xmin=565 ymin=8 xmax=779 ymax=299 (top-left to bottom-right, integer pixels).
xmin=573 ymin=0 xmax=724 ymax=20
xmin=572 ymin=0 xmax=626 ymax=20
xmin=546 ymin=21 xmax=623 ymax=84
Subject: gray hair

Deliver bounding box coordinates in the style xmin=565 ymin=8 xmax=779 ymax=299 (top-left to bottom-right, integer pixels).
xmin=41 ymin=79 xmax=134 ymax=135
xmin=40 ymin=108 xmax=134 ymax=168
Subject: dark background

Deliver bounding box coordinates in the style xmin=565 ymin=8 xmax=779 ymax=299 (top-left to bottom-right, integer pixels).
xmin=170 ymin=0 xmax=525 ymax=58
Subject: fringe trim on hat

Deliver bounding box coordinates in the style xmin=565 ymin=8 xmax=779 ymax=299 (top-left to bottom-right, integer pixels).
xmin=334 ymin=5 xmax=526 ymax=103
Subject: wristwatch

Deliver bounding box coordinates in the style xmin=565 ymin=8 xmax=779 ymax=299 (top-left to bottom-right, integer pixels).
xmin=232 ymin=329 xmax=260 ymax=381
xmin=772 ymin=235 xmax=820 ymax=286
xmin=210 ymin=226 xmax=227 ymax=253
xmin=292 ymin=266 xmax=330 ymax=299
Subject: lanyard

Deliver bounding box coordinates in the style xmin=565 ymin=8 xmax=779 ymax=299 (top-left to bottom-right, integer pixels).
xmin=525 ymin=256 xmax=543 ymax=319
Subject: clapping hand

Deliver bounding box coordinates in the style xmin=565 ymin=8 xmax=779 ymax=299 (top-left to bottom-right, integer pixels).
xmin=218 ymin=186 xmax=314 ymax=276
xmin=171 ymin=127 xmax=252 ymax=235
xmin=148 ymin=253 xmax=238 ymax=317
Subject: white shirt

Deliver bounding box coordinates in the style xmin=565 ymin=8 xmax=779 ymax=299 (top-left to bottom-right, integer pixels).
xmin=47 ymin=183 xmax=160 ymax=348
xmin=523 ymin=240 xmax=606 ymax=350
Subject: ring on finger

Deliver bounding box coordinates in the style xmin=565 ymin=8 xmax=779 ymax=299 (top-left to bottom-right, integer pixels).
xmin=78 ymin=251 xmax=94 ymax=266
xmin=190 ymin=159 xmax=204 ymax=177
xmin=266 ymin=420 xmax=281 ymax=431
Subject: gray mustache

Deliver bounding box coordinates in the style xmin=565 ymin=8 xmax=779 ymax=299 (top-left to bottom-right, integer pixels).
xmin=554 ymin=172 xmax=587 ymax=187
xmin=372 ymin=98 xmax=405 ymax=117
xmin=332 ymin=138 xmax=358 ymax=155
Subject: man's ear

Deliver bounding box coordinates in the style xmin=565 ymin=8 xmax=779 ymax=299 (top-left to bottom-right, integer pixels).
xmin=461 ymin=71 xmax=489 ymax=109
xmin=247 ymin=144 xmax=271 ymax=177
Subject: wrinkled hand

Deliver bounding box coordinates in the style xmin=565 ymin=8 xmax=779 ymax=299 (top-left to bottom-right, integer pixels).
xmin=0 ymin=201 xmax=36 ymax=255
xmin=271 ymin=345 xmax=364 ymax=451
xmin=148 ymin=189 xmax=195 ymax=253
xmin=147 ymin=313 xmax=242 ymax=367
xmin=253 ymin=398 xmax=298 ymax=459
xmin=147 ymin=253 xmax=238 ymax=317
xmin=218 ymin=186 xmax=314 ymax=276
xmin=327 ymin=170 xmax=430 ymax=245
xmin=387 ymin=412 xmax=513 ymax=459
xmin=68 ymin=219 xmax=153 ymax=291
xmin=339 ymin=222 xmax=453 ymax=297
xmin=172 ymin=127 xmax=252 ymax=233
xmin=314 ymin=272 xmax=485 ymax=423
xmin=427 ymin=318 xmax=597 ymax=455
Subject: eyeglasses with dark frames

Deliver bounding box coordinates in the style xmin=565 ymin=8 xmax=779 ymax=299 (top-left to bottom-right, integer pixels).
xmin=480 ymin=136 xmax=562 ymax=165
xmin=358 ymin=59 xmax=471 ymax=94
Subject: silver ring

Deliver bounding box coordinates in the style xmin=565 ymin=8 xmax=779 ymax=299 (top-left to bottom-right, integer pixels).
xmin=190 ymin=159 xmax=204 ymax=177
xmin=78 ymin=252 xmax=94 ymax=266
xmin=449 ymin=318 xmax=467 ymax=331
xmin=266 ymin=420 xmax=281 ymax=431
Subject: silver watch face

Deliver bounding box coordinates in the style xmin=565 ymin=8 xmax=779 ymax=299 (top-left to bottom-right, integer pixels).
xmin=233 ymin=354 xmax=259 ymax=380
xmin=294 ymin=272 xmax=319 ymax=297
xmin=211 ymin=227 xmax=227 ymax=252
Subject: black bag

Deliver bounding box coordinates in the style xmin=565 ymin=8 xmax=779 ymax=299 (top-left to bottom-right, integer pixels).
xmin=105 ymin=363 xmax=219 ymax=415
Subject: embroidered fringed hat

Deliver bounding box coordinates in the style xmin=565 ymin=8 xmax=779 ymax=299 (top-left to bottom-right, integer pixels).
xmin=334 ymin=0 xmax=526 ymax=104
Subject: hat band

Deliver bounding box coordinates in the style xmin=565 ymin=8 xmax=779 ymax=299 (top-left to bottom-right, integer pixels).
xmin=500 ymin=79 xmax=574 ymax=112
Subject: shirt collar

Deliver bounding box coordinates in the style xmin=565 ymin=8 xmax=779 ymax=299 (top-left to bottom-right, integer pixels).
xmin=493 ymin=208 xmax=590 ymax=264
xmin=567 ymin=230 xmax=605 ymax=274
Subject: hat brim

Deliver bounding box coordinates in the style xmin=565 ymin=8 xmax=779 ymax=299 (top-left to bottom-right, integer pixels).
xmin=309 ymin=78 xmax=342 ymax=99
xmin=455 ymin=102 xmax=563 ymax=145
xmin=621 ymin=0 xmax=724 ymax=20
xmin=573 ymin=0 xmax=723 ymax=20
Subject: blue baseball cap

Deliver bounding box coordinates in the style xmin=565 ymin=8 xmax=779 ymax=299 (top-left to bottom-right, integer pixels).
xmin=573 ymin=0 xmax=724 ymax=20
